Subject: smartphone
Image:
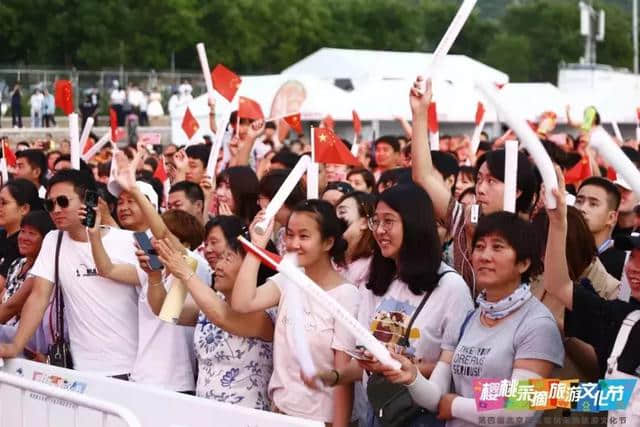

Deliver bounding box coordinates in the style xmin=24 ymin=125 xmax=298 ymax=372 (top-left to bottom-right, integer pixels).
xmin=133 ymin=232 xmax=163 ymax=271
xmin=81 ymin=190 xmax=99 ymax=228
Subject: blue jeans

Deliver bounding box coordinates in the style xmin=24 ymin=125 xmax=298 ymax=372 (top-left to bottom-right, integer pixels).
xmin=365 ymin=403 xmax=444 ymax=427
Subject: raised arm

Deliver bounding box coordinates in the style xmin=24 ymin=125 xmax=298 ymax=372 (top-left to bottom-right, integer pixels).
xmin=229 ymin=120 xmax=264 ymax=167
xmin=86 ymin=208 xmax=139 ymax=286
xmin=409 ymin=77 xmax=451 ymax=220
xmin=543 ymin=169 xmax=574 ymax=309
xmin=155 ymin=238 xmax=274 ymax=340
xmin=0 ymin=277 xmax=53 ymax=357
xmin=0 ymin=276 xmax=35 ymax=324
xmin=230 ymin=212 xmax=281 ymax=313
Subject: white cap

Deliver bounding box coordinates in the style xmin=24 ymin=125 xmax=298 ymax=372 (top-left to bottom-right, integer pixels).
xmin=614 ymin=175 xmax=632 ymax=191
xmin=108 ymin=180 xmax=159 ymax=212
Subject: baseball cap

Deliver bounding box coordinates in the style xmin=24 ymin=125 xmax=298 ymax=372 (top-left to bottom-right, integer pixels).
xmin=614 ymin=233 xmax=640 ymax=251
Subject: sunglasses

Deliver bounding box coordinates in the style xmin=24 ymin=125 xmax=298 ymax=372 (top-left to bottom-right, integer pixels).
xmin=44 ymin=195 xmax=74 ymax=212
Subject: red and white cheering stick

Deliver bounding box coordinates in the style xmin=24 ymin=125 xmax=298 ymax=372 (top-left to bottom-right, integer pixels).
xmin=255 ymin=155 xmax=311 ymax=234
xmin=238 ymin=236 xmax=402 ymax=370
xmin=636 ymin=107 xmax=640 ymax=143
xmin=82 ymin=132 xmax=111 ymax=162
xmin=79 ymin=117 xmax=94 ymax=153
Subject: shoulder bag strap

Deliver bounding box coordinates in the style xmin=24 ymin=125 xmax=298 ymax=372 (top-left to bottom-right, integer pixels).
xmin=54 ymin=231 xmax=64 ymax=341
xmin=606 ymin=310 xmax=640 ymax=375
xmin=399 ymin=270 xmax=454 ymax=347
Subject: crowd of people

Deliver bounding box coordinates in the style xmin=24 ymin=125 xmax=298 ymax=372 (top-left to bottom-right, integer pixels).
xmin=0 ymin=75 xmax=638 ymax=427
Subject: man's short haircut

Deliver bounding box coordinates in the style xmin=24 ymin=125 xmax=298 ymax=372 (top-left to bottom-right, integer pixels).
xmin=578 ymin=176 xmax=621 ymax=211
xmin=259 ymin=169 xmax=305 ymax=208
xmin=374 ymin=135 xmax=400 ymax=152
xmin=16 ymin=149 xmax=47 ymax=184
xmin=431 ymin=151 xmax=459 ymax=180
xmin=47 ymin=168 xmax=96 ymax=197
xmin=169 ymin=180 xmax=204 ymax=204
xmin=270 ymin=149 xmax=300 ymax=169
xmin=185 ymin=144 xmax=211 ymax=167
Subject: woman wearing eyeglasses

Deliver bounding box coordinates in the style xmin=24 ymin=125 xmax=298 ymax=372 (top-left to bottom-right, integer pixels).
xmin=232 ymin=200 xmax=359 ymax=426
xmin=0 ymin=179 xmax=42 ymax=291
xmin=149 ymin=215 xmax=276 ymax=409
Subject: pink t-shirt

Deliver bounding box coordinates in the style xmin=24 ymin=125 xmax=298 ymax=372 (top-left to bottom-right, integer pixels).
xmin=268 ymin=273 xmax=360 ymax=422
xmin=338 ymin=256 xmax=372 ymax=289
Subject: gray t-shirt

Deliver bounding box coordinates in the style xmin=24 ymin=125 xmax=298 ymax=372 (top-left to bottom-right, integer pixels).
xmin=442 ymin=297 xmax=565 ymax=427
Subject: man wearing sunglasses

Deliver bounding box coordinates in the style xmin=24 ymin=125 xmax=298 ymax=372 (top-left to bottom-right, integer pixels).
xmin=0 ymin=169 xmax=139 ymax=379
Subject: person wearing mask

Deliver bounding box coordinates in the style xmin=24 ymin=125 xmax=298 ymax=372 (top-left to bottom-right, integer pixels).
xmin=0 ymin=179 xmax=42 ymax=291
xmin=543 ymin=173 xmax=639 ymax=426
xmin=410 ymin=77 xmax=539 ymax=291
xmin=574 ymin=177 xmax=626 ymax=280
xmin=0 ymin=170 xmax=139 ymax=379
xmin=149 ymin=215 xmax=275 ymax=408
xmin=0 ymin=211 xmax=55 ymax=362
xmin=382 ymin=212 xmax=564 ymax=427
xmin=232 ymin=200 xmax=359 ymax=426
xmin=14 ymin=149 xmax=48 ymax=198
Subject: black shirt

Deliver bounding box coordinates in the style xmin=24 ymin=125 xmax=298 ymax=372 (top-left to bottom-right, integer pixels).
xmin=598 ymin=246 xmax=627 ymax=280
xmin=0 ymin=230 xmax=19 ymax=278
xmin=565 ymin=279 xmax=640 ymax=377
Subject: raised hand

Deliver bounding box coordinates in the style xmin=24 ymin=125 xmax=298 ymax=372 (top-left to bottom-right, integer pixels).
xmin=173 ymin=149 xmax=188 ymax=174
xmin=249 ymin=210 xmax=273 ymax=249
xmin=380 ymin=352 xmax=418 ymax=385
xmin=200 ymin=175 xmax=215 ymax=200
xmin=545 ymin=165 xmax=567 ymax=225
xmin=154 ymin=238 xmax=191 ymax=281
xmin=409 ymin=76 xmax=432 ymax=114
xmin=245 ymin=119 xmax=265 ymax=141
xmin=80 ymin=204 xmax=102 ymax=236
xmin=114 ymin=151 xmax=137 ymax=192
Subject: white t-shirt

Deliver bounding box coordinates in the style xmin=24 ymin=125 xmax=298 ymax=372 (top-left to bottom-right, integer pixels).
xmin=131 ymin=249 xmax=212 ymax=391
xmin=110 ymin=89 xmax=126 ymax=105
xmin=30 ymin=229 xmax=139 ymax=375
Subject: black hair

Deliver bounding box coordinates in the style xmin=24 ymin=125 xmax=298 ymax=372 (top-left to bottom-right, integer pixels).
xmin=136 ymin=172 xmax=164 ymax=210
xmin=216 ymin=166 xmax=259 ymax=224
xmin=270 ymin=149 xmax=300 ymax=169
xmin=347 ymin=168 xmax=375 ymax=191
xmin=578 ymin=176 xmax=621 ymax=211
xmin=336 ymin=191 xmax=377 ymax=260
xmin=431 ymin=150 xmax=459 ymax=180
xmin=376 ymin=167 xmax=412 ymax=193
xmin=185 ymin=144 xmax=211 ymax=168
xmin=472 ymin=212 xmax=542 ymax=283
xmin=2 ymin=178 xmax=43 ymax=211
xmin=47 ymin=168 xmax=96 ymax=198
xmin=366 ymin=184 xmax=442 ymax=296
xmin=259 ymin=169 xmax=305 ymax=209
xmin=169 ymin=180 xmax=204 ymax=204
xmin=288 ymin=199 xmax=348 ymax=265
xmin=20 ymin=210 xmax=56 ymax=237
xmin=476 ymin=149 xmax=539 ymax=214
xmin=621 ymin=146 xmax=640 ymax=169
xmin=205 ymin=215 xmax=275 ymax=286
xmin=16 ymin=149 xmax=48 ymax=185
xmin=143 ymin=157 xmax=158 ymax=172
xmin=53 ymin=154 xmax=93 ymax=175
xmin=323 ymin=181 xmax=354 ymax=196
xmin=374 ymin=135 xmax=400 ymax=152
xmin=458 ymin=186 xmax=476 ymax=203
xmin=265 ymin=121 xmax=277 ymax=130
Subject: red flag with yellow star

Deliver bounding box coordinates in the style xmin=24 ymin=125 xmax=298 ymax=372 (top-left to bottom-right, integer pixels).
xmin=238 ymin=97 xmax=264 ymax=121
xmin=212 ymin=64 xmax=242 ymax=102
xmin=314 ymin=128 xmax=360 ymax=166
xmin=2 ymin=141 xmax=16 ymax=167
xmin=352 ymin=110 xmax=362 ymax=135
xmin=182 ymin=107 xmax=200 ymax=139
xmin=55 ymin=80 xmax=74 ymax=115
xmin=283 ymin=113 xmax=303 ymax=134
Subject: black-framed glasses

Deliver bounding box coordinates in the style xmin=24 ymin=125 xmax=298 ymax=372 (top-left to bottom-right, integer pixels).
xmin=44 ymin=195 xmax=74 ymax=212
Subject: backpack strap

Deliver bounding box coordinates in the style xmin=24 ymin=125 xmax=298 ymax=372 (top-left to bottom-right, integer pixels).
xmin=458 ymin=310 xmax=476 ymax=343
xmin=606 ymin=310 xmax=640 ymax=375
xmin=53 ymin=231 xmax=64 ymax=341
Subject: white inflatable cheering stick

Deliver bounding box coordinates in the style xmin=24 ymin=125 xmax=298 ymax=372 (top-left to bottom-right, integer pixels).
xmin=255 ymin=155 xmax=311 ymax=234
xmin=159 ymin=256 xmax=198 ymax=324
xmin=238 ymin=236 xmax=402 ymax=370
xmin=79 ymin=117 xmax=94 ymax=152
xmin=69 ymin=113 xmax=80 ymax=170
xmin=503 ymin=140 xmax=519 ymax=213
xmin=590 ymin=126 xmax=640 ymax=198
xmin=82 ymin=132 xmax=111 ymax=162
xmin=476 ymin=80 xmax=558 ymax=209
xmin=196 ymin=43 xmax=216 ymax=106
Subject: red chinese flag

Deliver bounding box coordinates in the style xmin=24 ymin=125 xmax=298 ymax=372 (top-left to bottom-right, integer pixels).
xmin=322 ymin=115 xmax=335 ymax=131
xmin=238 ymin=236 xmax=281 ymax=270
xmin=2 ymin=142 xmax=16 ymax=167
xmin=238 ymin=97 xmax=264 ymax=121
xmin=475 ymin=102 xmax=485 ymax=126
xmin=54 ymin=80 xmax=74 ymax=115
xmin=283 ymin=113 xmax=303 ymax=134
xmin=352 ymin=110 xmax=362 ymax=135
xmin=110 ymin=108 xmax=118 ymax=140
xmin=314 ymin=128 xmax=360 ymax=166
xmin=182 ymin=107 xmax=200 ymax=139
xmin=427 ymin=102 xmax=439 ymax=133
xmin=154 ymin=158 xmax=168 ymax=182
xmin=212 ymin=64 xmax=242 ymax=102
xmin=82 ymin=137 xmax=94 ymax=155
